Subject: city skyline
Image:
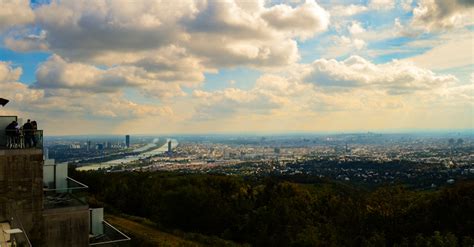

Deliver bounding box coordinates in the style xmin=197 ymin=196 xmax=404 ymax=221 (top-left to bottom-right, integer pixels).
xmin=0 ymin=0 xmax=473 ymax=135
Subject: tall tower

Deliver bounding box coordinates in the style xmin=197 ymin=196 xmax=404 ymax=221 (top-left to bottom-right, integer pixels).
xmin=125 ymin=135 xmax=130 ymax=148
xmin=168 ymin=140 xmax=172 ymax=154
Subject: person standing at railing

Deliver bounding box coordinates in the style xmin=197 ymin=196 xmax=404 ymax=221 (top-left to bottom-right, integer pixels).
xmin=5 ymin=121 xmax=18 ymax=148
xmin=23 ymin=119 xmax=33 ymax=148
xmin=31 ymin=120 xmax=38 ymax=147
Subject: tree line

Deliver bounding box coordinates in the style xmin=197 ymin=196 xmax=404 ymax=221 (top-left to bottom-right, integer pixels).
xmin=71 ymin=169 xmax=474 ymax=246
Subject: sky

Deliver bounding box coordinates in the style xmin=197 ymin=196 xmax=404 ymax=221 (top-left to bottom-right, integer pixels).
xmin=0 ymin=0 xmax=472 ymax=135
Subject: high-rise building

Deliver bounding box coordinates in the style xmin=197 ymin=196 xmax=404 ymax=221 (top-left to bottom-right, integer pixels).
xmin=168 ymin=140 xmax=172 ymax=153
xmin=96 ymin=143 xmax=104 ymax=150
xmin=0 ymin=114 xmax=130 ymax=246
xmin=125 ymin=135 xmax=130 ymax=148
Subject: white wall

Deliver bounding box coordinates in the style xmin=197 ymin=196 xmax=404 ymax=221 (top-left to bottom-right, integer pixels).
xmin=55 ymin=163 xmax=68 ymax=192
xmin=90 ymin=208 xmax=104 ymax=235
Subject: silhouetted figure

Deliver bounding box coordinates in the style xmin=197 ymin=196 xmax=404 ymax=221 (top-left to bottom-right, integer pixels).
xmin=5 ymin=121 xmax=18 ymax=148
xmin=23 ymin=119 xmax=33 ymax=148
xmin=31 ymin=121 xmax=38 ymax=147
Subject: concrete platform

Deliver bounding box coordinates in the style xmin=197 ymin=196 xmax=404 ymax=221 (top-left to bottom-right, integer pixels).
xmin=0 ymin=221 xmax=11 ymax=247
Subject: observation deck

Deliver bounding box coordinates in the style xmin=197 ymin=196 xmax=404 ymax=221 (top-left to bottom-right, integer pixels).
xmin=0 ymin=116 xmax=43 ymax=150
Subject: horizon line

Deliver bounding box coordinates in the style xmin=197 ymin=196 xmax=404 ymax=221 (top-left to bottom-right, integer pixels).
xmin=44 ymin=128 xmax=474 ymax=137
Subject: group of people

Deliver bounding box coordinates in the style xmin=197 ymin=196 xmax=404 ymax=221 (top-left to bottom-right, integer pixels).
xmin=5 ymin=119 xmax=39 ymax=148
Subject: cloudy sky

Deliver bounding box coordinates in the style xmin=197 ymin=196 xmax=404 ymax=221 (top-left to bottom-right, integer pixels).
xmin=0 ymin=0 xmax=472 ymax=135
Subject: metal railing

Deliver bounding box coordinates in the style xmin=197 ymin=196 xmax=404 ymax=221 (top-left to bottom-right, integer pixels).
xmin=43 ymin=177 xmax=89 ymax=209
xmin=2 ymin=130 xmax=43 ymax=149
xmin=89 ymin=221 xmax=131 ymax=246
xmin=6 ymin=203 xmax=32 ymax=247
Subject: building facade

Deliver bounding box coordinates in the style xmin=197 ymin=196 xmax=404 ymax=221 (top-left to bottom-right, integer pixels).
xmin=0 ymin=115 xmax=129 ymax=246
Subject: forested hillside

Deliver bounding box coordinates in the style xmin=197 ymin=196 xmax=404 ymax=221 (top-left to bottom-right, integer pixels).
xmin=71 ymin=170 xmax=474 ymax=247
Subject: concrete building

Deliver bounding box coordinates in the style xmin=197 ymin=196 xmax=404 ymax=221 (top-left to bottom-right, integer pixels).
xmin=0 ymin=115 xmax=130 ymax=246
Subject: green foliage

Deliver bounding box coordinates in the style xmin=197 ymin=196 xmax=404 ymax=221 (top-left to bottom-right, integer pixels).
xmin=71 ymin=170 xmax=474 ymax=247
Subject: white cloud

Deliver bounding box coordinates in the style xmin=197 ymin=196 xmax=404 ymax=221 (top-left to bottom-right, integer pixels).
xmin=35 ymin=54 xmax=147 ymax=92
xmin=29 ymin=0 xmax=196 ymax=61
xmin=369 ymin=0 xmax=395 ymax=10
xmin=321 ymin=36 xmax=366 ymax=58
xmin=411 ymin=0 xmax=474 ymax=32
xmin=330 ymin=4 xmax=368 ymax=17
xmin=0 ymin=61 xmax=22 ymax=82
xmin=182 ymin=0 xmax=328 ymax=68
xmin=349 ymin=21 xmax=365 ymax=35
xmin=0 ymin=0 xmax=34 ymax=31
xmin=400 ymin=0 xmax=413 ymax=11
xmin=1 ymin=0 xmax=472 ymax=133
xmin=0 ymin=60 xmax=172 ymax=122
xmin=5 ymin=0 xmax=329 ymax=70
xmin=303 ymin=56 xmax=456 ymax=94
xmin=404 ymin=30 xmax=474 ymax=70
xmin=34 ymin=51 xmax=207 ymax=98
xmin=4 ymin=29 xmax=48 ymax=51
xmin=261 ymin=0 xmax=330 ymax=40
xmin=192 ymin=87 xmax=285 ymax=120
xmin=187 ymin=56 xmax=469 ymax=128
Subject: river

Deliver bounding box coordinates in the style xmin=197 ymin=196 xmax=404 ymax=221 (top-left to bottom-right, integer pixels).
xmin=77 ymin=138 xmax=178 ymax=171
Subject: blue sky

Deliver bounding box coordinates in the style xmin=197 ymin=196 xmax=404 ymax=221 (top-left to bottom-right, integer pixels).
xmin=0 ymin=0 xmax=472 ymax=135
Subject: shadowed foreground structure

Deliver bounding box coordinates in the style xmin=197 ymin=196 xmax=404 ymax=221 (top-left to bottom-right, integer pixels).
xmin=72 ymin=171 xmax=474 ymax=247
xmin=0 ymin=115 xmax=130 ymax=246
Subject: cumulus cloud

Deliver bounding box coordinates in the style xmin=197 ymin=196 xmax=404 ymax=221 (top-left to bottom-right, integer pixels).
xmin=189 ymin=73 xmax=315 ymax=120
xmin=5 ymin=0 xmax=329 ymax=69
xmin=131 ymin=46 xmax=207 ymax=86
xmin=2 ymin=0 xmax=472 ymax=133
xmin=348 ymin=21 xmax=365 ymax=35
xmin=400 ymin=0 xmax=413 ymax=11
xmin=34 ymin=53 xmax=201 ymax=98
xmin=322 ymin=36 xmax=366 ymax=58
xmin=182 ymin=0 xmax=328 ymax=68
xmin=369 ymin=0 xmax=395 ymax=10
xmin=0 ymin=61 xmax=22 ymax=82
xmin=404 ymin=30 xmax=473 ymax=70
xmin=31 ymin=0 xmax=197 ymax=58
xmin=330 ymin=4 xmax=368 ymax=17
xmin=261 ymin=0 xmax=330 ymax=40
xmin=0 ymin=0 xmax=34 ymax=31
xmin=0 ymin=60 xmax=172 ymax=123
xmin=302 ymin=56 xmax=456 ymax=94
xmin=188 ymin=56 xmax=467 ymax=124
xmin=192 ymin=87 xmax=286 ymax=120
xmin=4 ymin=29 xmax=48 ymax=51
xmin=35 ymin=54 xmax=147 ymax=92
xmin=31 ymin=92 xmax=173 ymax=119
xmin=411 ymin=0 xmax=474 ymax=32
xmin=0 ymin=62 xmax=43 ymax=104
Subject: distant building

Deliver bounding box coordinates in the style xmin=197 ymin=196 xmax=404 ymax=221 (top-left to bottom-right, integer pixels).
xmin=44 ymin=147 xmax=49 ymax=160
xmin=96 ymin=143 xmax=104 ymax=150
xmin=168 ymin=140 xmax=172 ymax=154
xmin=125 ymin=135 xmax=130 ymax=148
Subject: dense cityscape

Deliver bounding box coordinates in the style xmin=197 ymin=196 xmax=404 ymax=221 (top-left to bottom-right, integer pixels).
xmin=45 ymin=132 xmax=474 ymax=189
